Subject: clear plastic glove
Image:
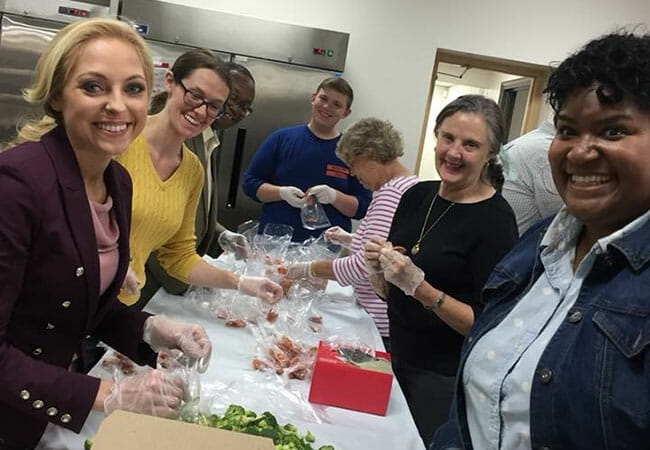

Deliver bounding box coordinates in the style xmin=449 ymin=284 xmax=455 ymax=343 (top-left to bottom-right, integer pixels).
xmin=379 ymin=247 xmax=425 ymax=296
xmin=121 ymin=265 xmax=140 ymax=295
xmin=238 ymin=275 xmax=283 ymax=304
xmin=142 ymin=315 xmax=212 ymax=373
xmin=364 ymin=236 xmax=388 ymax=275
xmin=279 ymin=186 xmax=306 ymax=208
xmin=104 ymin=368 xmax=185 ymax=418
xmin=286 ymin=261 xmax=313 ymax=280
xmin=307 ymin=184 xmax=337 ymax=204
xmin=324 ymin=226 xmax=353 ymax=249
xmin=217 ymin=230 xmax=250 ymax=260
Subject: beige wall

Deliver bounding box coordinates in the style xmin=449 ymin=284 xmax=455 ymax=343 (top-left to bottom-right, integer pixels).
xmin=160 ymin=0 xmax=650 ymax=171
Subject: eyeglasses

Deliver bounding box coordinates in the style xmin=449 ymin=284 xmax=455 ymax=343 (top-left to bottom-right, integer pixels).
xmin=226 ymin=94 xmax=253 ymax=118
xmin=178 ymin=80 xmax=226 ymax=119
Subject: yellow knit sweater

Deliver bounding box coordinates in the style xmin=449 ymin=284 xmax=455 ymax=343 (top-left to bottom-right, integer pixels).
xmin=116 ymin=133 xmax=204 ymax=305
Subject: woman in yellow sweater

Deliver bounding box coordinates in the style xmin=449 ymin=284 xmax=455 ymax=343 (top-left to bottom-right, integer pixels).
xmin=117 ymin=49 xmax=282 ymax=307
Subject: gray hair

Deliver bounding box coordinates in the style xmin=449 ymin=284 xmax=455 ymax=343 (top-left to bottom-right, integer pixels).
xmin=336 ymin=118 xmax=404 ymax=164
xmin=434 ymin=95 xmax=505 ymax=189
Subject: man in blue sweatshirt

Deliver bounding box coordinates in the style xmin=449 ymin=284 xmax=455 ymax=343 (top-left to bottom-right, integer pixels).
xmin=243 ymin=77 xmax=371 ymax=241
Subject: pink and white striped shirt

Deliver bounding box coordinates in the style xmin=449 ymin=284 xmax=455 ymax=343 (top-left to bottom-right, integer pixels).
xmin=332 ymin=175 xmax=418 ymax=337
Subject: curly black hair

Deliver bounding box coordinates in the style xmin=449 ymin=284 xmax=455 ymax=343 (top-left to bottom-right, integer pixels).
xmin=544 ymin=32 xmax=650 ymax=114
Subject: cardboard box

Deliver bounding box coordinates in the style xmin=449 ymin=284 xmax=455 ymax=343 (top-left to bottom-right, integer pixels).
xmin=91 ymin=410 xmax=275 ymax=450
xmin=308 ymin=341 xmax=393 ymax=415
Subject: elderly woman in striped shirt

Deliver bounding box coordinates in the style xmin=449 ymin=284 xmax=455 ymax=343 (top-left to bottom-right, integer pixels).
xmin=286 ymin=118 xmax=417 ymax=349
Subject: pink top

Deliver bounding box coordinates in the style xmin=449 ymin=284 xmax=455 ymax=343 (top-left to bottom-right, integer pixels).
xmin=332 ymin=175 xmax=418 ymax=337
xmin=88 ymin=195 xmax=120 ymax=295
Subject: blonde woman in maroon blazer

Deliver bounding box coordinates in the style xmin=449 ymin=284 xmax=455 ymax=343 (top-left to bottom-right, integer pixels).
xmin=0 ymin=19 xmax=212 ymax=449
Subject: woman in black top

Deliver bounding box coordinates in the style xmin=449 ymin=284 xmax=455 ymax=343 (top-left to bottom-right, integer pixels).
xmin=365 ymin=95 xmax=518 ymax=446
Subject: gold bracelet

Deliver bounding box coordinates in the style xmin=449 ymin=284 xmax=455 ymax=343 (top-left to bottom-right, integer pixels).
xmin=423 ymin=291 xmax=446 ymax=311
xmin=309 ymin=262 xmax=317 ymax=278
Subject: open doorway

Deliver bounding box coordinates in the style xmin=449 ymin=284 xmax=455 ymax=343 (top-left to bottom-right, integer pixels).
xmin=416 ymin=49 xmax=551 ymax=180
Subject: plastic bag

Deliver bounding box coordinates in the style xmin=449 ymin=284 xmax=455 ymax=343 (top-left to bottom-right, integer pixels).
xmin=256 ymin=223 xmax=294 ymax=259
xmin=155 ymin=350 xmax=203 ymax=420
xmin=217 ymin=231 xmax=251 ymax=261
xmin=184 ymin=285 xmax=265 ymax=326
xmin=199 ymin=374 xmax=329 ymax=424
xmin=237 ymin=219 xmax=259 ymax=242
xmin=250 ymin=326 xmax=318 ymax=381
xmin=300 ymin=195 xmax=331 ymax=230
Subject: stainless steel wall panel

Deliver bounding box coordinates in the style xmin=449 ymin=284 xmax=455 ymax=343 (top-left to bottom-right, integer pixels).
xmin=216 ymin=57 xmax=333 ymax=230
xmin=0 ymin=0 xmax=112 ymax=23
xmin=120 ymin=0 xmax=348 ymax=72
xmin=0 ymin=14 xmax=62 ymax=146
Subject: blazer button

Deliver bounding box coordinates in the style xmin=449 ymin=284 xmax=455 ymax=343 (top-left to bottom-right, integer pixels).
xmin=538 ymin=368 xmax=553 ymax=384
xmin=61 ymin=300 xmax=72 ymax=308
xmin=32 ymin=399 xmax=44 ymax=409
xmin=32 ymin=347 xmax=42 ymax=356
xmin=60 ymin=413 xmax=72 ymax=424
xmin=46 ymin=322 xmax=55 ymax=330
xmin=75 ymin=266 xmax=85 ymax=277
xmin=46 ymin=407 xmax=58 ymax=417
xmin=567 ymin=310 xmax=583 ymax=323
xmin=19 ymin=389 xmax=30 ymax=400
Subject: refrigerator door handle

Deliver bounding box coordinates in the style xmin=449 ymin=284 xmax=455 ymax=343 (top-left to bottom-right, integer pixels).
xmin=226 ymin=128 xmax=247 ymax=209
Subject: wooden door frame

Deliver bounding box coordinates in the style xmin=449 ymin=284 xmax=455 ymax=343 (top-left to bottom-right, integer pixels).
xmin=415 ymin=48 xmax=551 ymax=174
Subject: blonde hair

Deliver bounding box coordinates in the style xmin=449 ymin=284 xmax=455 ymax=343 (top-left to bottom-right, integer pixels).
xmin=12 ymin=18 xmax=153 ymax=145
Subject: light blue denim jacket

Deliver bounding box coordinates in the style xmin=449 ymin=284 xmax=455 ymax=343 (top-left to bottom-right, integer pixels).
xmin=432 ymin=214 xmax=650 ymax=449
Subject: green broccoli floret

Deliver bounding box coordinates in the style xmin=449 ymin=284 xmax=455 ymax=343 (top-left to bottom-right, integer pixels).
xmin=282 ymin=423 xmax=298 ymax=433
xmin=224 ymin=404 xmax=246 ymax=417
xmin=181 ymin=404 xmax=334 ymax=450
xmin=83 ymin=439 xmax=93 ymax=450
xmin=261 ymin=411 xmax=279 ymax=428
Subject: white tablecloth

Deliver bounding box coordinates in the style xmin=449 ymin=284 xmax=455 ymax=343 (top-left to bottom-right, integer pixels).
xmin=38 ymin=269 xmax=424 ymax=450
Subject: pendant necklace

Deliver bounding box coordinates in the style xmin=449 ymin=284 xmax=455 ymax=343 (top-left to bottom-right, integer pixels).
xmin=411 ymin=191 xmax=455 ymax=256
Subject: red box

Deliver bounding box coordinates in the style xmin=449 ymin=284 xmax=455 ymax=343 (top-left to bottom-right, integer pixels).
xmin=308 ymin=341 xmax=393 ymax=415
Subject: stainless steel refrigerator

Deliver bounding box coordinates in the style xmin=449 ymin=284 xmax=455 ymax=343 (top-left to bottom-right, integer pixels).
xmin=0 ymin=0 xmax=349 ymax=229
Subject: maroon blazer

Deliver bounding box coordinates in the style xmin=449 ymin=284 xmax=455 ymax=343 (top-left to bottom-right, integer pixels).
xmin=0 ymin=127 xmax=156 ymax=449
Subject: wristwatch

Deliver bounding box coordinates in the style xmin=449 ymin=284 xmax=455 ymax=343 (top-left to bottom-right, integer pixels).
xmin=423 ymin=292 xmax=446 ymax=311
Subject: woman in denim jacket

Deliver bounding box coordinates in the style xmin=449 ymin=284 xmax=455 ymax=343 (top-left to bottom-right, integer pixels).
xmin=432 ymin=32 xmax=650 ymax=449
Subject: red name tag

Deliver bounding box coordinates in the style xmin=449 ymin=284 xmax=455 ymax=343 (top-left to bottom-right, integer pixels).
xmin=326 ymin=164 xmax=349 ymax=179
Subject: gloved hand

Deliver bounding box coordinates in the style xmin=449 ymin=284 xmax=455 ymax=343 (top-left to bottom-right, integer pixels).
xmin=286 ymin=261 xmax=313 ymax=280
xmin=324 ymin=226 xmax=353 ymax=249
xmin=238 ymin=276 xmax=283 ymax=304
xmin=142 ymin=315 xmax=212 ymax=373
xmin=217 ymin=230 xmax=250 ymax=260
xmin=307 ymin=185 xmax=337 ymax=204
xmin=379 ymin=247 xmax=425 ymax=296
xmin=104 ymin=369 xmax=185 ymax=418
xmin=121 ymin=265 xmax=140 ymax=295
xmin=279 ymin=186 xmax=306 ymax=208
xmin=364 ymin=236 xmax=388 ymax=274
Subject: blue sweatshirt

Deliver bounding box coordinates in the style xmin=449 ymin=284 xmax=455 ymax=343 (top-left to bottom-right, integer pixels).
xmin=243 ymin=125 xmax=371 ymax=241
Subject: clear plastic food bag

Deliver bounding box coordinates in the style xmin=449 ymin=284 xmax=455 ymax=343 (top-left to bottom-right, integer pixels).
xmin=198 ymin=374 xmax=329 ymax=424
xmin=300 ymin=195 xmax=331 ymax=230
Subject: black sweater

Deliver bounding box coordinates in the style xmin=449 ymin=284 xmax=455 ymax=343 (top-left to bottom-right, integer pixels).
xmin=386 ymin=181 xmax=518 ymax=375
